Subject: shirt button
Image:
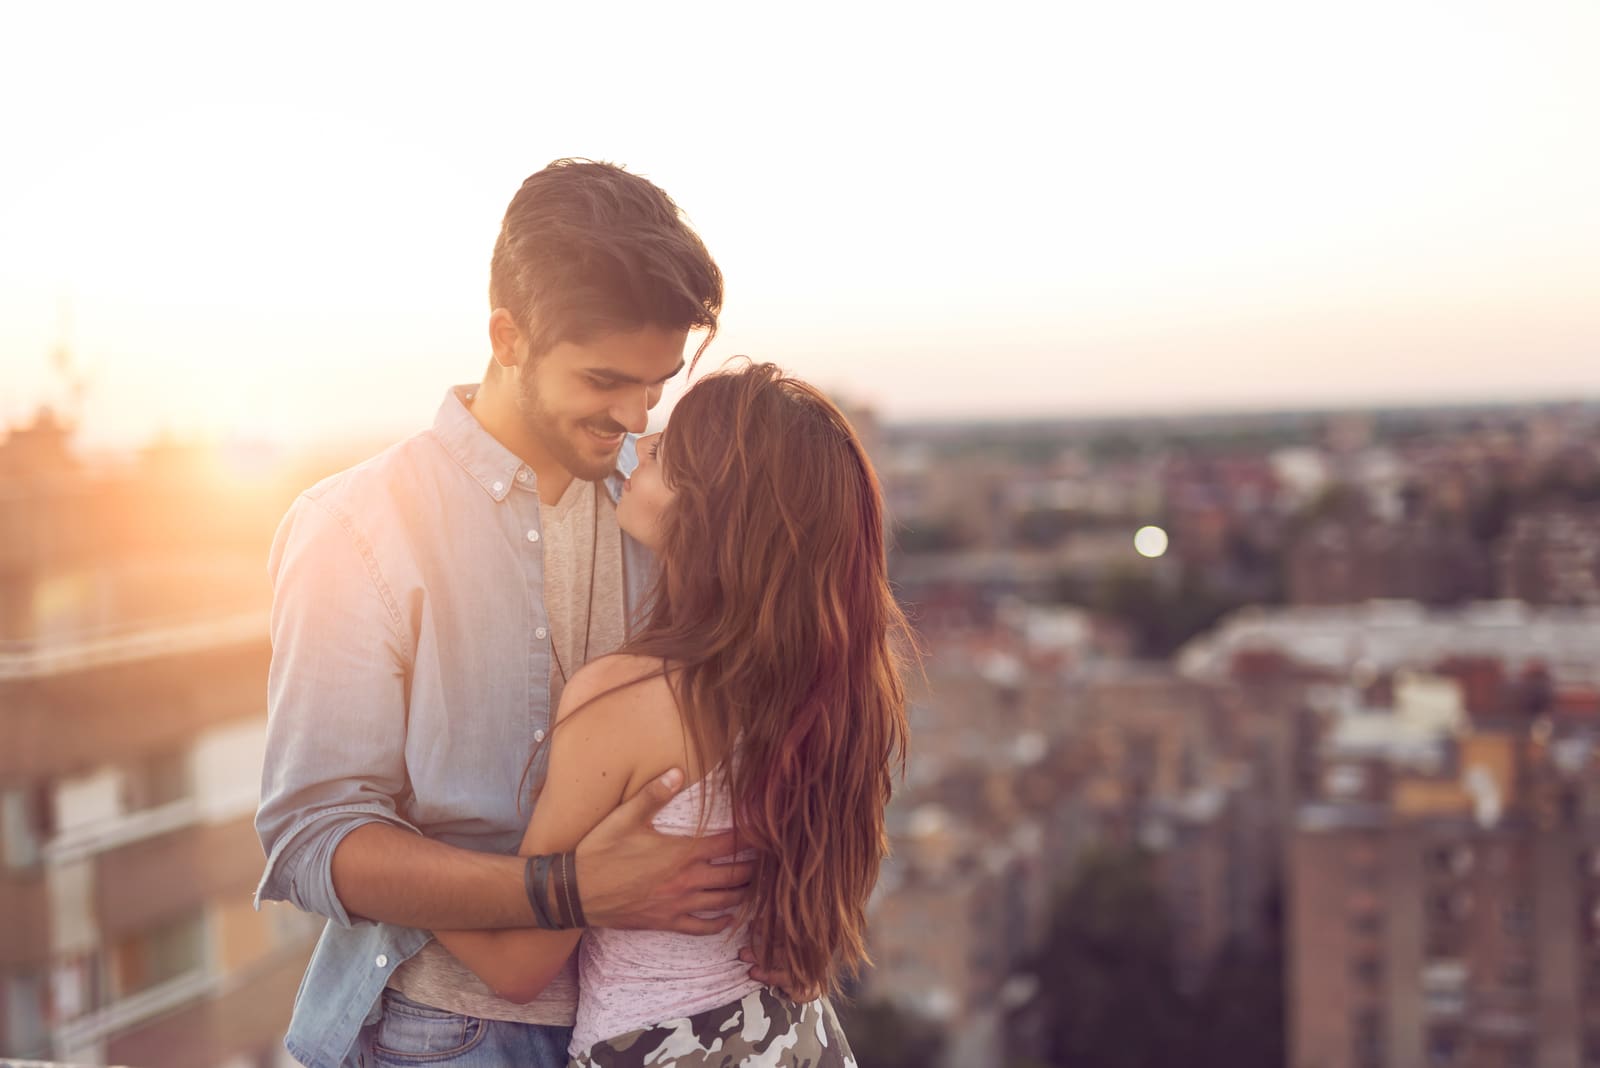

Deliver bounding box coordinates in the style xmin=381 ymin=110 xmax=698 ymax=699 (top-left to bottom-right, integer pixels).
xmin=516 ymin=470 xmax=529 ymax=483
xmin=535 ymin=627 xmax=548 ymax=640
xmin=492 ymin=481 xmax=505 ymax=494
xmin=526 ymin=530 xmax=540 ymax=543
xmin=535 ymin=729 xmax=547 ymax=743
xmin=375 ymin=955 xmax=389 ymax=968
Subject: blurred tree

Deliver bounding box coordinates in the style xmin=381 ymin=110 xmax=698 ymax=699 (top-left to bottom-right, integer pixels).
xmin=1187 ymin=886 xmax=1286 ymax=1068
xmin=833 ymin=998 xmax=946 ymax=1068
xmin=1300 ymin=481 xmax=1366 ymax=524
xmin=1013 ymin=508 xmax=1084 ymax=548
xmin=1034 ymin=852 xmax=1287 ymax=1068
xmin=892 ymin=519 xmax=971 ymax=554
xmin=1032 ymin=847 xmax=1189 ymax=1068
xmin=1467 ymin=479 xmax=1517 ymax=544
xmin=1079 ymin=566 xmax=1246 ymax=658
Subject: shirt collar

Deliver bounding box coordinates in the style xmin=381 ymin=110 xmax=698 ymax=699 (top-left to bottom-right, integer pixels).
xmin=431 ymin=385 xmax=638 ymax=503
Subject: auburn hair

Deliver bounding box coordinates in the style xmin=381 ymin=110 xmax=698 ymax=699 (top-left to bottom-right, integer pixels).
xmin=626 ymin=360 xmax=911 ymax=996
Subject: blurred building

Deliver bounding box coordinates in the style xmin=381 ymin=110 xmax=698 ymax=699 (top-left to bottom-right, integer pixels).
xmin=1181 ymin=601 xmax=1600 ymax=1068
xmin=857 ymin=626 xmax=1073 ymax=1066
xmin=1069 ymin=669 xmax=1301 ymax=991
xmin=859 ymin=608 xmax=1304 ymax=1068
xmin=1286 ymin=519 xmax=1492 ymax=606
xmin=1290 ymin=803 xmax=1600 ymax=1068
xmin=1496 ymin=508 xmax=1600 ymax=606
xmin=0 ymin=412 xmax=315 ymax=1066
xmin=866 ymin=802 xmax=1046 ymax=1068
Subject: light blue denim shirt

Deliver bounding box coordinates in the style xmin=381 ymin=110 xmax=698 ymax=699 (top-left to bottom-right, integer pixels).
xmin=254 ymin=385 xmax=656 ymax=1068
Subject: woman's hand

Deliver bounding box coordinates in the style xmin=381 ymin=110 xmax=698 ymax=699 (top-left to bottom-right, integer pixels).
xmin=738 ymin=946 xmax=822 ymax=1003
xmin=575 ymin=768 xmax=755 ymax=933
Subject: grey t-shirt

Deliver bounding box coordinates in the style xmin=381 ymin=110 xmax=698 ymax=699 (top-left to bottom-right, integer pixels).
xmin=388 ymin=477 xmax=628 ymax=1024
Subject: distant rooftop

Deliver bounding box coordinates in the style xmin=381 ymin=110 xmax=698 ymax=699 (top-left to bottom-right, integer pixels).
xmin=1178 ymin=600 xmax=1600 ymax=685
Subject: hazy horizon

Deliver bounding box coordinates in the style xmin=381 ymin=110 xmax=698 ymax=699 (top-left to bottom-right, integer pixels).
xmin=3 ymin=1 xmax=1597 ymax=450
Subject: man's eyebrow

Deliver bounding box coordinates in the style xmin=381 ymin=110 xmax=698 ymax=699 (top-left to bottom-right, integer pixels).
xmin=584 ymin=360 xmax=686 ymax=386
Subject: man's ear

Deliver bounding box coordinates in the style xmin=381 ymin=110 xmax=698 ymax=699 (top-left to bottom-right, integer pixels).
xmin=488 ymin=308 xmax=526 ymax=370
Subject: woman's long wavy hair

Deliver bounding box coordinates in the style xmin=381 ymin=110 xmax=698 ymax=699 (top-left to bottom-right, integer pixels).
xmin=628 ymin=360 xmax=911 ymax=996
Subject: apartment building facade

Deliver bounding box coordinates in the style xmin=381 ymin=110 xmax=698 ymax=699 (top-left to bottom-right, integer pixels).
xmin=1 ymin=413 xmax=316 ymax=1066
xmin=1 ymin=624 xmax=316 ymax=1066
xmin=1290 ymin=806 xmax=1600 ymax=1068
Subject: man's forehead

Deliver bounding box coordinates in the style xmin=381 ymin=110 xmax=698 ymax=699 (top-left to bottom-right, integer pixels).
xmin=560 ymin=329 xmax=688 ymax=379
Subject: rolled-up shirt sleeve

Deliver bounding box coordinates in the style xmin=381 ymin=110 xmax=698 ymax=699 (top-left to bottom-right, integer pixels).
xmin=255 ymin=491 xmax=420 ymax=926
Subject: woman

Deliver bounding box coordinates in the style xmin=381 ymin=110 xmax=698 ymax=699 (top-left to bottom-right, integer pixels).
xmin=435 ymin=360 xmax=911 ymax=1066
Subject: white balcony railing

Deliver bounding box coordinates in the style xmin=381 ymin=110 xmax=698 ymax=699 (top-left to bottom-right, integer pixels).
xmin=42 ymin=797 xmax=204 ymax=866
xmin=0 ymin=613 xmax=267 ymax=681
xmin=49 ymin=969 xmax=217 ymax=1059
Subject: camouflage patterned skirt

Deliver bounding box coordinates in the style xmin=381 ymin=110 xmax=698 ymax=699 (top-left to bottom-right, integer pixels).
xmin=568 ymin=986 xmax=857 ymax=1068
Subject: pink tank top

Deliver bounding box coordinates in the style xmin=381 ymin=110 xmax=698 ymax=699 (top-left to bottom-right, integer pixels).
xmin=569 ymin=768 xmax=763 ymax=1055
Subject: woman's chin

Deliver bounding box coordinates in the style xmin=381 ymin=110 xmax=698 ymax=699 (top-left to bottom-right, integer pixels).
xmin=614 ymin=508 xmax=647 ymax=549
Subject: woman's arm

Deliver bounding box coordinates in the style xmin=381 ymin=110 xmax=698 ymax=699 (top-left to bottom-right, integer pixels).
xmin=434 ymin=667 xmax=655 ymax=1004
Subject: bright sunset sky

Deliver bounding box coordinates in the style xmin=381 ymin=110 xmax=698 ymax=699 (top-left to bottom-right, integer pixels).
xmin=1 ymin=1 xmax=1597 ymax=450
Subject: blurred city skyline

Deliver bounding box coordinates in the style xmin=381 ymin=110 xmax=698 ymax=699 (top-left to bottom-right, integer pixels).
xmin=2 ymin=0 xmax=1597 ymax=451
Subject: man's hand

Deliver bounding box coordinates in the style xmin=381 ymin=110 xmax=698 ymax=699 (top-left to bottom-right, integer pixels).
xmin=575 ymin=769 xmax=753 ymax=933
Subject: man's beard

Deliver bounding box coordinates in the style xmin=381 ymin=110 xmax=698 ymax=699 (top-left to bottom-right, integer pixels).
xmin=517 ymin=376 xmax=624 ymax=483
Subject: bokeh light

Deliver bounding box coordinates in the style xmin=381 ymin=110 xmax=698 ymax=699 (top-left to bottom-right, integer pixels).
xmin=1134 ymin=525 xmax=1170 ymax=559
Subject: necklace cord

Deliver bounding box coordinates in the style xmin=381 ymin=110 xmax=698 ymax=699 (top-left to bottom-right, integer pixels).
xmin=549 ymin=483 xmax=601 ymax=685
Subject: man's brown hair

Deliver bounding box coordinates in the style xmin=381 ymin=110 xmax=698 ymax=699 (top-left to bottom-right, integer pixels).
xmin=490 ymin=159 xmax=723 ymax=363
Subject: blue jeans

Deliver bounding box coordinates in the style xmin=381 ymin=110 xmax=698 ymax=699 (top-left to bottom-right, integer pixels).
xmin=353 ymin=989 xmax=575 ymax=1068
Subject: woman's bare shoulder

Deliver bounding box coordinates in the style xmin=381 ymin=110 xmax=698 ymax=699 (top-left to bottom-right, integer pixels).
xmin=552 ymin=654 xmax=695 ymax=793
xmin=555 ymin=653 xmax=676 ymax=724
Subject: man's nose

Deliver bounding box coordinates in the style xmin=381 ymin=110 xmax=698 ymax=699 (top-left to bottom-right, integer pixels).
xmin=612 ymin=389 xmax=650 ymax=434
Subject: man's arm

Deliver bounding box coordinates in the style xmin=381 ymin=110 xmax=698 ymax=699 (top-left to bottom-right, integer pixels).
xmin=255 ymin=492 xmax=427 ymax=927
xmin=258 ymin=495 xmax=752 ymax=932
xmin=330 ymin=787 xmax=752 ymax=933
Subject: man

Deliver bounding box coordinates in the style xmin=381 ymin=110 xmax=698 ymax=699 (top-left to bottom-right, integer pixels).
xmin=256 ymin=160 xmax=757 ymax=1068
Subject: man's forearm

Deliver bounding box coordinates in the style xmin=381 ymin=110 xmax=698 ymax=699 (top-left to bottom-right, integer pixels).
xmin=330 ymin=823 xmax=536 ymax=930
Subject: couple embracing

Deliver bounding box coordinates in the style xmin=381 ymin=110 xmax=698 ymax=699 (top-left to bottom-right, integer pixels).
xmin=254 ymin=159 xmax=910 ymax=1067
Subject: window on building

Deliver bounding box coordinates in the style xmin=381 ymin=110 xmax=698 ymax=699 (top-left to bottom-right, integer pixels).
xmin=1351 ymin=911 xmax=1383 ymax=937
xmin=1431 ymin=889 xmax=1474 ymax=922
xmin=0 ymin=785 xmax=55 ymax=870
xmin=1428 ymin=1028 xmax=1461 ymax=1066
xmin=1501 ymin=960 xmax=1535 ymax=991
xmin=109 ymin=911 xmax=207 ymax=1001
xmin=48 ymin=952 xmax=104 ymax=1026
xmin=1502 ymin=898 xmax=1534 ymax=938
xmin=119 ymin=747 xmax=192 ymax=814
xmin=3 ymin=968 xmax=51 ymax=1058
xmin=1352 ymin=956 xmax=1383 ymax=986
xmin=1353 ymin=1008 xmax=1384 ymax=1068
xmin=1348 ymin=843 xmax=1383 ymax=888
xmin=1427 ymin=935 xmax=1462 ymax=960
xmin=1582 ymin=1028 xmax=1600 ymax=1068
xmin=1430 ymin=843 xmax=1474 ymax=877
